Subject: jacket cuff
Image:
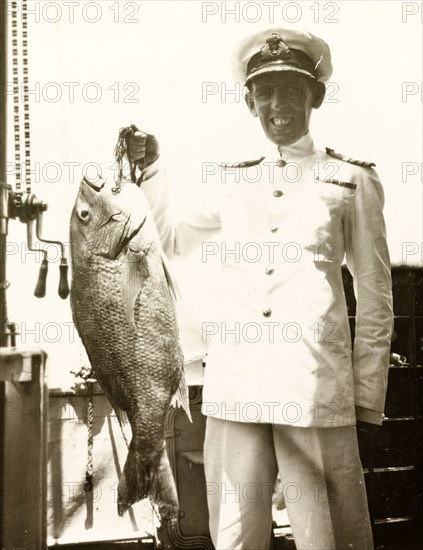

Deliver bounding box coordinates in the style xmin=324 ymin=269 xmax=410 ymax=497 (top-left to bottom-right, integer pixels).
xmin=355 ymin=405 xmax=384 ymax=425
xmin=137 ymin=156 xmax=160 ymax=183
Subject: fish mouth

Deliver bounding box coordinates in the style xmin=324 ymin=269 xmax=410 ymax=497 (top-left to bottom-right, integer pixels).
xmin=82 ymin=175 xmax=105 ymax=191
xmin=270 ymin=116 xmax=295 ymax=129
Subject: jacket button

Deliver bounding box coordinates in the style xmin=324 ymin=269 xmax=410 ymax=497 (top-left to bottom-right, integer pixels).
xmin=265 ymin=267 xmax=274 ymax=275
xmin=273 ymin=190 xmax=283 ymax=197
xmin=277 ymin=159 xmax=286 ymax=168
xmin=262 ymin=308 xmax=272 ymax=317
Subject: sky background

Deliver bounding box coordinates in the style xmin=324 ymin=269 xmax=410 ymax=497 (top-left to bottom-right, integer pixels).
xmin=5 ymin=0 xmax=422 ymax=387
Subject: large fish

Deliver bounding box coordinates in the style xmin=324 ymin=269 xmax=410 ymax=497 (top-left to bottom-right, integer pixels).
xmin=70 ymin=174 xmax=191 ymax=518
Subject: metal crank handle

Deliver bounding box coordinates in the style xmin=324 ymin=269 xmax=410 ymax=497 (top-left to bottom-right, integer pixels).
xmin=58 ymin=258 xmax=70 ymax=299
xmin=36 ymin=214 xmax=69 ymax=299
xmin=27 ymin=220 xmax=48 ymax=298
xmin=34 ymin=257 xmax=48 ymax=298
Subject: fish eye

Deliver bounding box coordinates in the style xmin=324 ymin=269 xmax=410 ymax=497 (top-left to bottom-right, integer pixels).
xmin=78 ymin=208 xmax=90 ymax=222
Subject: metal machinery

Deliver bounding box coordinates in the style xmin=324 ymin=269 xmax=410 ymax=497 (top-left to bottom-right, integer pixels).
xmin=1 ymin=2 xmax=69 ymax=548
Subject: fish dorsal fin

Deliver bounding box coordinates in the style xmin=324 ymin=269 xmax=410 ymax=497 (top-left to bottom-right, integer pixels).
xmin=325 ymin=148 xmax=376 ymax=168
xmin=220 ymin=156 xmax=265 ymax=169
xmin=122 ymin=243 xmax=151 ymax=327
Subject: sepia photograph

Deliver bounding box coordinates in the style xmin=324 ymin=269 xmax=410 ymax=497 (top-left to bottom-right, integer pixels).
xmin=0 ymin=1 xmax=422 ymax=549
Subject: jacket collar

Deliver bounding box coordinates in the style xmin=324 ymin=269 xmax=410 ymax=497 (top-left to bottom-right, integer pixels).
xmin=276 ymin=131 xmax=316 ymax=162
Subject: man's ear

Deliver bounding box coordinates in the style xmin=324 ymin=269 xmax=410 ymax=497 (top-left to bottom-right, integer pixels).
xmin=312 ymin=81 xmax=326 ymax=109
xmin=244 ymin=88 xmax=258 ymax=117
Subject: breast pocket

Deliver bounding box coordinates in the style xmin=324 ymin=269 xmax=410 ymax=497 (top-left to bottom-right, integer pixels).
xmin=300 ymin=180 xmax=356 ymax=262
xmin=315 ymin=178 xmax=357 ymax=201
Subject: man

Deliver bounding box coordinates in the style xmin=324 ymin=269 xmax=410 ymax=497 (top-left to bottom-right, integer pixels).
xmin=129 ymin=28 xmax=393 ymax=550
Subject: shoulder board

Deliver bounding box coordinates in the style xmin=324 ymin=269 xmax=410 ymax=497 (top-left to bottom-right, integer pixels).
xmin=220 ymin=156 xmax=265 ymax=169
xmin=325 ymin=148 xmax=376 ymax=168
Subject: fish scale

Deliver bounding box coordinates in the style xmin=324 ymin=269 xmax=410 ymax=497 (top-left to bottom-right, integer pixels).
xmin=70 ymin=176 xmax=190 ymax=519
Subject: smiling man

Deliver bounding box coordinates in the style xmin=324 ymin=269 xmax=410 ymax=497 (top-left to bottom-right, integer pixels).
xmin=128 ymin=28 xmax=393 ymax=550
xmin=245 ymin=70 xmax=325 ymax=144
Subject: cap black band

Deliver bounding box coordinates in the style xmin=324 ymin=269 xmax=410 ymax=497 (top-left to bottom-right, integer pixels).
xmin=246 ymin=33 xmax=317 ymax=83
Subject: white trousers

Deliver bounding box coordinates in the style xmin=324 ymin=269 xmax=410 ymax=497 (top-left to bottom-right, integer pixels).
xmin=203 ymin=418 xmax=373 ymax=550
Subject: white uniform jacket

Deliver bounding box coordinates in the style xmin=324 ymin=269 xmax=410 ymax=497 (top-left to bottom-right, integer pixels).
xmin=140 ymin=133 xmax=393 ymax=427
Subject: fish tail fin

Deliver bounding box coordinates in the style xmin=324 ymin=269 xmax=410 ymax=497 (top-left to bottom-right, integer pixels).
xmin=117 ymin=443 xmax=147 ymax=516
xmin=117 ymin=442 xmax=179 ymax=518
xmin=171 ymin=372 xmax=192 ymax=423
xmin=149 ymin=446 xmax=179 ymax=522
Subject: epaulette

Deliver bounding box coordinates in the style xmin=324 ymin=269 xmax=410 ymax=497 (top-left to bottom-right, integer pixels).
xmin=220 ymin=156 xmax=265 ymax=169
xmin=326 ymin=148 xmax=376 ymax=168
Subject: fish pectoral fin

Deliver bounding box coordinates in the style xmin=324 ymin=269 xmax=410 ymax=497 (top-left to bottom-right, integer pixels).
xmin=122 ymin=249 xmax=149 ymax=326
xmin=170 ymin=372 xmax=192 ymax=423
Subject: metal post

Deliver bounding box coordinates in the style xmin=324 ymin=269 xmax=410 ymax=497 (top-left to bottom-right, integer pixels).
xmin=0 ymin=3 xmax=8 ymax=547
xmin=0 ymin=0 xmax=9 ymax=347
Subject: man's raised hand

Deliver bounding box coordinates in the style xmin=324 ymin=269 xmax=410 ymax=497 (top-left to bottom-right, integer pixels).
xmin=127 ymin=128 xmax=160 ymax=170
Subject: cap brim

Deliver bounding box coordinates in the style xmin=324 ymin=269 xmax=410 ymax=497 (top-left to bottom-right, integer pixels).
xmin=245 ymin=63 xmax=316 ymax=84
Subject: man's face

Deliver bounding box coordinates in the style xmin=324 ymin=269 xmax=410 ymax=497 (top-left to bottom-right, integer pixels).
xmin=245 ymin=72 xmax=325 ymax=147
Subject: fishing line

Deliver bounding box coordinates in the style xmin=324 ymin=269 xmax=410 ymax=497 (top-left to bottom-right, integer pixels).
xmin=113 ymin=125 xmax=138 ymax=193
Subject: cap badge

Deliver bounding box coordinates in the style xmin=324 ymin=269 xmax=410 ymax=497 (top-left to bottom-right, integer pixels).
xmin=261 ymin=33 xmax=291 ymax=60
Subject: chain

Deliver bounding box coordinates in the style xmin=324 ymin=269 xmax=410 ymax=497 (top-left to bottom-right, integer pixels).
xmin=11 ymin=0 xmax=32 ymax=195
xmin=21 ymin=0 xmax=32 ymax=193
xmin=11 ymin=1 xmax=21 ymax=193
